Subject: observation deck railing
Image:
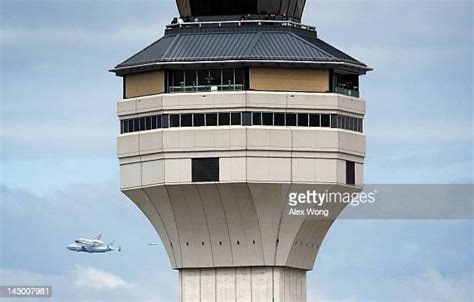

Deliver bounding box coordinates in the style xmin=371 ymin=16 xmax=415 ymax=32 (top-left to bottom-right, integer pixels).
xmin=166 ymin=20 xmax=316 ymax=32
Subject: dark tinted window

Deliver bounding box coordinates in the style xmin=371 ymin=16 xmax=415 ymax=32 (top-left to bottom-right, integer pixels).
xmin=181 ymin=114 xmax=192 ymax=127
xmin=330 ymin=114 xmax=338 ymax=128
xmin=219 ymin=113 xmax=230 ymax=125
xmin=242 ymin=112 xmax=251 ymax=126
xmin=194 ymin=113 xmax=205 ymax=126
xmin=346 ymin=161 xmax=355 ymax=185
xmin=231 ymin=112 xmax=241 ymax=125
xmin=298 ymin=114 xmax=308 ymax=127
xmin=252 ymin=112 xmax=262 ymax=125
xmin=286 ymin=113 xmax=296 ymax=126
xmin=274 ymin=113 xmax=285 ymax=126
xmin=206 ymin=113 xmax=217 ymax=126
xmin=321 ymin=114 xmax=330 ymax=127
xmin=310 ymin=114 xmax=320 ymax=127
xmin=161 ymin=114 xmax=169 ymax=128
xmin=151 ymin=115 xmax=158 ymax=129
xmin=262 ymin=113 xmax=273 ymax=126
xmin=170 ymin=114 xmax=180 ymax=127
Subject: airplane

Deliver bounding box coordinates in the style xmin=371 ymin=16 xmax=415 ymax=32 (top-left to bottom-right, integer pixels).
xmin=67 ymin=235 xmax=121 ymax=254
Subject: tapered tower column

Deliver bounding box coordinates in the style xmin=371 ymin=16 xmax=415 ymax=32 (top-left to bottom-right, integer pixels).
xmin=111 ymin=1 xmax=371 ymax=300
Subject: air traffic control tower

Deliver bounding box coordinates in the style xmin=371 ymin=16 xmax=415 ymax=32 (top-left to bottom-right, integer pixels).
xmin=111 ymin=0 xmax=371 ymax=300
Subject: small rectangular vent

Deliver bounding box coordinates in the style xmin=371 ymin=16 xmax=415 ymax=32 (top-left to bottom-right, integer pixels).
xmin=346 ymin=161 xmax=355 ymax=185
xmin=192 ymin=158 xmax=219 ymax=182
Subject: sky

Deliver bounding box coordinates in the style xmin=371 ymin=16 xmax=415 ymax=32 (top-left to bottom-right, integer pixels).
xmin=0 ymin=0 xmax=473 ymax=301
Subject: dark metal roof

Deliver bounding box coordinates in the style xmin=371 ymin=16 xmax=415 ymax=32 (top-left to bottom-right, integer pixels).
xmin=177 ymin=0 xmax=306 ymax=20
xmin=112 ymin=22 xmax=370 ymax=75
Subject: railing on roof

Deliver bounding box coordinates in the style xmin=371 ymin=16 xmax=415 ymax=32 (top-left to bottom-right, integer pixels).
xmin=169 ymin=84 xmax=244 ymax=93
xmin=166 ymin=19 xmax=316 ymax=32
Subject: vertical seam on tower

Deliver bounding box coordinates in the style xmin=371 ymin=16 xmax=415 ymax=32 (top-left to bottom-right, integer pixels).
xmin=164 ymin=185 xmax=183 ymax=267
xmin=195 ymin=185 xmax=215 ymax=267
xmin=215 ymin=184 xmax=235 ymax=266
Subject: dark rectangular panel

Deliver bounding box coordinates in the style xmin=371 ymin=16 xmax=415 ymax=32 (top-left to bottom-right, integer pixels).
xmin=346 ymin=161 xmax=355 ymax=185
xmin=192 ymin=158 xmax=219 ymax=182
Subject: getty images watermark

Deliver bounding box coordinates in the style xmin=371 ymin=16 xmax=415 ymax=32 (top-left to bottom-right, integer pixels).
xmin=287 ymin=189 xmax=378 ymax=217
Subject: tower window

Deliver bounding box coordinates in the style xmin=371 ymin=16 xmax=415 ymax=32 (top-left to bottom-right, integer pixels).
xmin=310 ymin=114 xmax=320 ymax=127
xmin=231 ymin=112 xmax=241 ymax=125
xmin=286 ymin=113 xmax=296 ymax=126
xmin=219 ymin=113 xmax=230 ymax=125
xmin=206 ymin=113 xmax=218 ymax=126
xmin=346 ymin=161 xmax=355 ymax=185
xmin=192 ymin=158 xmax=219 ymax=182
xmin=297 ymin=114 xmax=309 ymax=127
xmin=181 ymin=114 xmax=192 ymax=127
xmin=321 ymin=114 xmax=330 ymax=127
xmin=242 ymin=112 xmax=252 ymax=126
xmin=170 ymin=114 xmax=180 ymax=127
xmin=252 ymin=112 xmax=262 ymax=125
xmin=262 ymin=113 xmax=273 ymax=126
xmin=194 ymin=113 xmax=205 ymax=127
xmin=274 ymin=113 xmax=285 ymax=126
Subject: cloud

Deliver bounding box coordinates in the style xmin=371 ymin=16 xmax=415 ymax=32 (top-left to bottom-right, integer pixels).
xmin=73 ymin=265 xmax=133 ymax=290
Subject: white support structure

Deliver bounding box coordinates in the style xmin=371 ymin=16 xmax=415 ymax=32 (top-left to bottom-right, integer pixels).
xmin=180 ymin=267 xmax=306 ymax=302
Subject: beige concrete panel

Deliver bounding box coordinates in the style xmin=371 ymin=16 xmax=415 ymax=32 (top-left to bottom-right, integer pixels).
xmin=117 ymin=99 xmax=136 ymax=116
xmin=268 ymin=158 xmax=291 ymax=182
xmin=120 ymin=163 xmax=141 ymax=189
xmin=337 ymin=159 xmax=346 ymax=184
xmin=164 ymin=159 xmax=191 ymax=184
xmin=314 ymin=159 xmax=338 ymax=183
xmin=207 ymin=224 xmax=233 ymax=266
xmin=196 ymin=185 xmax=227 ymax=224
xmin=179 ymin=130 xmax=196 ymax=150
xmin=135 ymin=94 xmax=163 ymax=113
xmin=227 ymin=223 xmax=249 ymax=266
xmin=337 ymin=94 xmax=366 ymax=115
xmin=246 ymin=157 xmax=269 ymax=181
xmin=292 ymin=129 xmax=315 ymax=150
xmin=275 ymin=222 xmax=305 ymax=266
xmin=163 ymin=225 xmax=182 ymax=268
xmin=182 ymin=185 xmax=207 ymax=225
xmin=246 ymin=91 xmax=288 ymax=108
xmin=194 ymin=128 xmax=215 ymax=149
xmin=155 ymin=226 xmax=177 ymax=268
xmin=181 ymin=269 xmax=200 ymax=302
xmin=166 ymin=185 xmax=192 ymax=226
xmin=217 ymin=184 xmax=244 ymax=224
xmin=123 ymin=189 xmax=164 ymax=229
xmin=213 ymin=128 xmax=231 ymax=149
xmin=247 ymin=128 xmax=271 ymax=149
xmin=161 ymin=93 xmax=180 ymax=110
xmin=139 ymin=130 xmax=163 ymax=154
xmin=251 ymin=267 xmax=272 ymax=301
xmin=313 ymin=130 xmax=339 ymax=150
xmin=216 ymin=268 xmax=236 ymax=302
xmin=232 ymin=184 xmax=259 ymax=223
xmin=270 ymin=128 xmax=292 ymax=149
xmin=292 ymin=159 xmax=315 ymax=183
xmin=178 ymin=224 xmax=199 ymax=267
xmin=242 ymin=222 xmax=264 ymax=265
xmin=338 ymin=131 xmax=366 ymax=155
xmin=141 ymin=160 xmax=164 ymax=186
xmin=235 ymin=268 xmax=251 ymax=302
xmin=229 ymin=128 xmax=246 ymax=149
xmin=162 ymin=130 xmax=180 ymax=150
xmin=192 ymin=224 xmax=214 ymax=267
xmin=200 ymin=268 xmax=216 ymax=302
xmin=356 ymin=162 xmax=364 ymax=186
xmin=250 ymin=68 xmax=329 ymax=93
xmin=145 ymin=186 xmax=176 ymax=227
xmin=124 ymin=71 xmax=164 ymax=98
xmin=117 ymin=134 xmax=139 ymax=158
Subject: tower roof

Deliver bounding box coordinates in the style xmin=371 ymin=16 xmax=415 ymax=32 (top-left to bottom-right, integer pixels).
xmin=176 ymin=0 xmax=307 ymax=20
xmin=112 ymin=21 xmax=370 ymax=76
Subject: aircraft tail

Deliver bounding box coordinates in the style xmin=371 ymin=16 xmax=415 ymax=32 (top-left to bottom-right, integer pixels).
xmin=95 ymin=234 xmax=102 ymax=240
